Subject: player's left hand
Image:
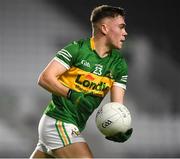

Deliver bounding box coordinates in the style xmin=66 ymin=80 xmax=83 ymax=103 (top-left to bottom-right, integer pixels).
xmin=105 ymin=128 xmax=133 ymax=143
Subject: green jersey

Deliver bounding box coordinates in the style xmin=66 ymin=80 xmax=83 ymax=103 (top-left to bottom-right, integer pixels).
xmin=44 ymin=38 xmax=128 ymax=131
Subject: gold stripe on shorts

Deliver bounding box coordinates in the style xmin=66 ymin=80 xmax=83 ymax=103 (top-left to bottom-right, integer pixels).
xmin=57 ymin=121 xmax=71 ymax=146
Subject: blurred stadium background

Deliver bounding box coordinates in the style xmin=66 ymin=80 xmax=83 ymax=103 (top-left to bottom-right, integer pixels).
xmin=0 ymin=0 xmax=179 ymax=157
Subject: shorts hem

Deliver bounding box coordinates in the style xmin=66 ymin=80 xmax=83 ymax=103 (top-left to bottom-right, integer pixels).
xmin=50 ymin=140 xmax=87 ymax=151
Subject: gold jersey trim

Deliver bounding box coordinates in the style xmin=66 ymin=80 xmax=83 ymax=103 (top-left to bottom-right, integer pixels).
xmin=90 ymin=37 xmax=95 ymax=50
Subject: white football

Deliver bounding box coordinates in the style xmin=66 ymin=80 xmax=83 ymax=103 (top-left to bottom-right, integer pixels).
xmin=95 ymin=102 xmax=131 ymax=136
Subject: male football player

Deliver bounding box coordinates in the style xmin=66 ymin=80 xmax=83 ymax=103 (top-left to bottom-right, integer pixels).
xmin=30 ymin=5 xmax=132 ymax=158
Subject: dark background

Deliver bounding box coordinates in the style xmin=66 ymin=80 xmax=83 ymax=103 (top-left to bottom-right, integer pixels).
xmin=0 ymin=0 xmax=180 ymax=157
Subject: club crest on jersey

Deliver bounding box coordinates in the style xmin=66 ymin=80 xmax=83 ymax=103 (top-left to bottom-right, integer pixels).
xmin=71 ymin=127 xmax=80 ymax=137
xmin=75 ymin=74 xmax=109 ymax=91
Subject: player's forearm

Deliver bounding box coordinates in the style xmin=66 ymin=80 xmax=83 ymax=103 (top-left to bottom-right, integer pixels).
xmin=111 ymin=86 xmax=125 ymax=104
xmin=111 ymin=93 xmax=124 ymax=104
xmin=38 ymin=73 xmax=69 ymax=97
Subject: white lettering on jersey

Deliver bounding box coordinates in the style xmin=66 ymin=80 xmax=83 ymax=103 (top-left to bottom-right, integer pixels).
xmin=93 ymin=64 xmax=103 ymax=75
xmin=81 ymin=60 xmax=90 ymax=67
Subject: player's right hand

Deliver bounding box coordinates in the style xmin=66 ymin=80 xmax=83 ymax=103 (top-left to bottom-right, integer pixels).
xmin=67 ymin=89 xmax=86 ymax=105
xmin=67 ymin=89 xmax=98 ymax=105
xmin=67 ymin=89 xmax=103 ymax=114
xmin=105 ymin=128 xmax=133 ymax=143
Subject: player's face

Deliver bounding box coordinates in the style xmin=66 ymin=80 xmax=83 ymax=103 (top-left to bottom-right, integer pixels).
xmin=104 ymin=16 xmax=127 ymax=49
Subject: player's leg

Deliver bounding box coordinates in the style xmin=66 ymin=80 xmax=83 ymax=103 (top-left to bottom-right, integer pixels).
xmin=35 ymin=114 xmax=92 ymax=158
xmin=30 ymin=141 xmax=55 ymax=158
xmin=51 ymin=119 xmax=93 ymax=158
xmin=52 ymin=142 xmax=93 ymax=158
xmin=30 ymin=115 xmax=55 ymax=158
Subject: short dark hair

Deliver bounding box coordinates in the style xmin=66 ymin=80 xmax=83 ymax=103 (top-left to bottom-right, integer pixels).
xmin=90 ymin=5 xmax=125 ymax=24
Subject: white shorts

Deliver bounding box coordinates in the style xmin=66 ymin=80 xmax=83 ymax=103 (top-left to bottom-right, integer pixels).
xmin=35 ymin=114 xmax=86 ymax=154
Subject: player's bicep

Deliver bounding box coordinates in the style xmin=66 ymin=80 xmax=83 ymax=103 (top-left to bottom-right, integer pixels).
xmin=110 ymin=85 xmax=125 ymax=104
xmin=39 ymin=59 xmax=67 ymax=80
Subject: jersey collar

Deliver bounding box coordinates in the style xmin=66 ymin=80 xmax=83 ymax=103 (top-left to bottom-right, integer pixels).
xmin=90 ymin=37 xmax=95 ymax=51
xmin=89 ymin=37 xmax=112 ymax=58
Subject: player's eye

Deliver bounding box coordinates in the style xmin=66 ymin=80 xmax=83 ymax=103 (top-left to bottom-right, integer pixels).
xmin=119 ymin=24 xmax=126 ymax=29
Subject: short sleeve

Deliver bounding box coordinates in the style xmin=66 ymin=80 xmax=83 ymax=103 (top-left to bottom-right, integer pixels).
xmin=113 ymin=58 xmax=128 ymax=90
xmin=53 ymin=41 xmax=79 ymax=69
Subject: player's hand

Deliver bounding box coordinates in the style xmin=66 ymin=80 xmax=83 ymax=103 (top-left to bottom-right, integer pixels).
xmin=105 ymin=128 xmax=133 ymax=143
xmin=67 ymin=89 xmax=98 ymax=105
xmin=67 ymin=89 xmax=102 ymax=115
xmin=67 ymin=89 xmax=89 ymax=105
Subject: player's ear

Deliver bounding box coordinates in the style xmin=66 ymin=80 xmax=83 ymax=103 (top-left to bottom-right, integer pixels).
xmin=101 ymin=24 xmax=108 ymax=35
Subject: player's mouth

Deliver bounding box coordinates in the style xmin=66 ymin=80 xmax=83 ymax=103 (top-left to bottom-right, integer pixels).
xmin=120 ymin=40 xmax=124 ymax=44
xmin=120 ymin=38 xmax=125 ymax=42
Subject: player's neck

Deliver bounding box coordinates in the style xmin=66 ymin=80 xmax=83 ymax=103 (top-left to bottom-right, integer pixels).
xmin=92 ymin=36 xmax=110 ymax=58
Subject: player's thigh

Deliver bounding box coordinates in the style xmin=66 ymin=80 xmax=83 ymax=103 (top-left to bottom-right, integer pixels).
xmin=30 ymin=149 xmax=54 ymax=158
xmin=52 ymin=142 xmax=93 ymax=158
xmin=35 ymin=114 xmax=90 ymax=157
